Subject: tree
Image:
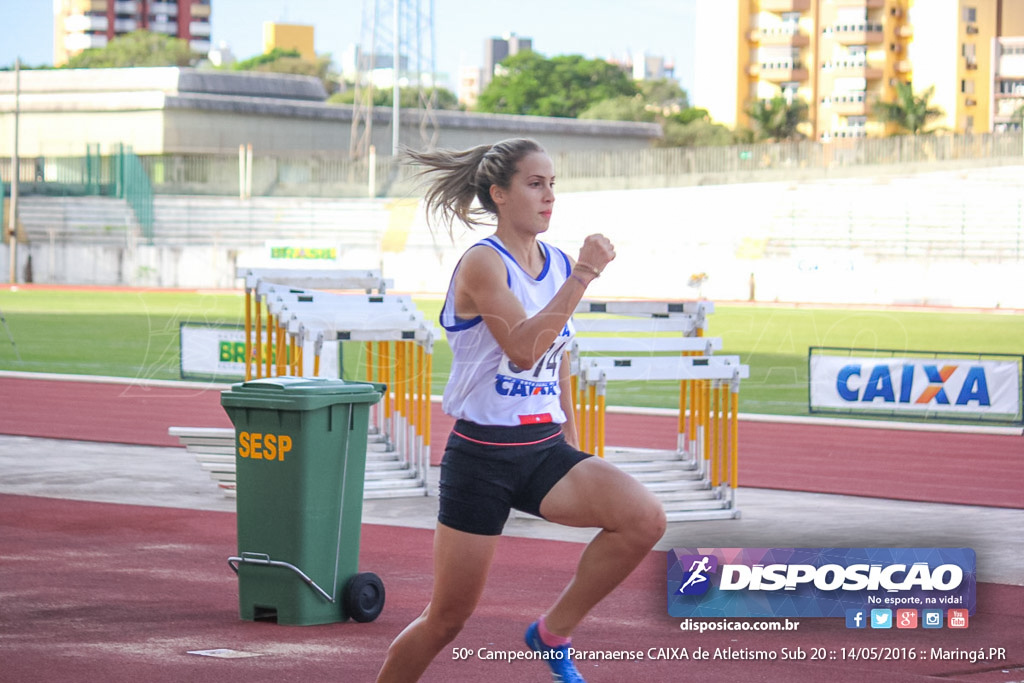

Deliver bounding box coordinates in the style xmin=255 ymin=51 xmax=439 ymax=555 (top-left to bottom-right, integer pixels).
xmin=660 ymin=111 xmax=735 ymax=147
xmin=873 ymin=81 xmax=944 ymax=135
xmin=1010 ymin=103 xmax=1024 ymax=128
xmin=328 ymin=86 xmax=461 ymax=110
xmin=230 ymin=48 xmax=337 ymax=93
xmin=638 ymin=78 xmax=689 ymax=114
xmin=475 ymin=51 xmax=637 ymax=118
xmin=65 ymin=30 xmax=197 ymax=68
xmin=578 ymin=95 xmax=655 ymax=122
xmin=231 ymin=48 xmax=331 ymax=87
xmin=231 ymin=48 xmax=302 ymax=71
xmin=578 ymin=78 xmax=688 ymax=123
xmin=745 ymin=95 xmax=808 ymax=141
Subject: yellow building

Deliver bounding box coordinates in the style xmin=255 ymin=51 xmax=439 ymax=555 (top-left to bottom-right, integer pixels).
xmin=694 ymin=0 xmax=1024 ymax=138
xmin=262 ymin=22 xmax=315 ymax=61
xmin=53 ymin=0 xmax=212 ymax=66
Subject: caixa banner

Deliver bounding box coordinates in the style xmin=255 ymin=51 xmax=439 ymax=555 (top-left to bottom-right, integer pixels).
xmin=808 ymin=348 xmax=1022 ymax=422
xmin=667 ymin=548 xmax=976 ymax=618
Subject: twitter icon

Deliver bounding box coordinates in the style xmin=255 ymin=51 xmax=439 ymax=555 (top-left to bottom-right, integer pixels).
xmin=870 ymin=609 xmax=893 ymax=629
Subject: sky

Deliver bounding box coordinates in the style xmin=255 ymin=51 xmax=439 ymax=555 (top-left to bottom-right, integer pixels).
xmin=0 ymin=0 xmax=697 ymax=96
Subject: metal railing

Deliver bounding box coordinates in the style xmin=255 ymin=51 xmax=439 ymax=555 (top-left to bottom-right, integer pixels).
xmin=2 ymin=131 xmax=1022 ymax=200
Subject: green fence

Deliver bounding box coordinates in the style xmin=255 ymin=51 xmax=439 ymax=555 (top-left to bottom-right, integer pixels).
xmin=0 ymin=144 xmax=155 ymax=243
xmin=114 ymin=144 xmax=155 ymax=244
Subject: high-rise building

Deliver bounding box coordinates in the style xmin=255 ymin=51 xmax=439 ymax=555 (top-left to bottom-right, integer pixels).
xmin=483 ymin=33 xmax=532 ymax=86
xmin=457 ymin=64 xmax=484 ymax=107
xmin=262 ymin=22 xmax=315 ymax=62
xmin=694 ymin=0 xmax=1024 ymax=138
xmin=52 ymin=0 xmax=212 ymax=66
xmin=608 ymin=51 xmax=677 ymax=82
xmin=993 ymin=36 xmax=1024 ymax=130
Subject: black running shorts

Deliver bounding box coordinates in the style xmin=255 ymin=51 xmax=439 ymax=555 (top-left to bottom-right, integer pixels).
xmin=438 ymin=419 xmax=592 ymax=536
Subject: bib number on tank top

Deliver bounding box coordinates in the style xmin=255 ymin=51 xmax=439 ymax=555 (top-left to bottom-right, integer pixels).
xmin=494 ymin=338 xmax=568 ymax=398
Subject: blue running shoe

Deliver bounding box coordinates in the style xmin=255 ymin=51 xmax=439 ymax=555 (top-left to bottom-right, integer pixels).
xmin=524 ymin=621 xmax=586 ymax=682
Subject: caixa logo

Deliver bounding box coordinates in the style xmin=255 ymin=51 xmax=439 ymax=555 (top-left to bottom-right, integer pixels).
xmin=836 ymin=363 xmax=989 ymax=406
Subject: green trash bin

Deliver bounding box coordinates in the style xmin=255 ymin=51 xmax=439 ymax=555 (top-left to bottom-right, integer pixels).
xmin=220 ymin=376 xmax=385 ymax=626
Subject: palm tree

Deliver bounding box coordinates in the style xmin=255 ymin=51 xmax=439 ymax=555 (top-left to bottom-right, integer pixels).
xmin=1012 ymin=103 xmax=1024 ymax=128
xmin=874 ymin=82 xmax=944 ymax=135
xmin=745 ymin=95 xmax=808 ymax=142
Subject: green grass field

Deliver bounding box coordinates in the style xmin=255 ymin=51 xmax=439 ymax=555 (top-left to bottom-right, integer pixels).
xmin=1 ymin=287 xmax=1021 ymax=416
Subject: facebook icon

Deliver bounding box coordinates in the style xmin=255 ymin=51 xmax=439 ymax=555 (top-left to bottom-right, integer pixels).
xmin=846 ymin=609 xmax=867 ymax=629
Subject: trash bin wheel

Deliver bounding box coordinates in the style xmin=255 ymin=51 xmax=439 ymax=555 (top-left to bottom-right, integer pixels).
xmin=343 ymin=572 xmax=385 ymax=623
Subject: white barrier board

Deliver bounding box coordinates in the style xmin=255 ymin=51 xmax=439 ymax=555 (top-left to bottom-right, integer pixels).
xmin=180 ymin=324 xmax=340 ymax=380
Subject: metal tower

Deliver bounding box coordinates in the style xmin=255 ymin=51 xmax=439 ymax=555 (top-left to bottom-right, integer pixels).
xmin=350 ymin=0 xmax=438 ymax=161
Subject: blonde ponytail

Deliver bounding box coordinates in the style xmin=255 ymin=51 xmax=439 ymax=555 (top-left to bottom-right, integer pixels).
xmin=403 ymin=138 xmax=545 ymax=236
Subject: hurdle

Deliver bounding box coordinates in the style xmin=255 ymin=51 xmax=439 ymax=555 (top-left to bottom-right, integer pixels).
xmin=248 ymin=274 xmax=437 ymax=499
xmin=237 ymin=268 xmax=393 ymax=382
xmin=174 ymin=268 xmax=436 ymax=499
xmin=570 ymin=300 xmax=748 ymax=521
xmin=277 ymin=306 xmax=437 ymax=499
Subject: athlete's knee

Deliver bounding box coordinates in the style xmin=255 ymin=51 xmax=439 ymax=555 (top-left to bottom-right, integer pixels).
xmin=611 ymin=486 xmax=665 ymax=547
xmin=632 ymin=496 xmax=667 ymax=547
xmin=424 ymin=603 xmax=473 ymax=645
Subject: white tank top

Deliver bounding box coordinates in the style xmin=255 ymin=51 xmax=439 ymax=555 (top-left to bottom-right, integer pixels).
xmin=440 ymin=236 xmax=575 ymax=426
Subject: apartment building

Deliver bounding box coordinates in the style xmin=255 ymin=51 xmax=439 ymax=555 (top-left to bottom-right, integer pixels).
xmin=53 ymin=0 xmax=212 ymax=66
xmin=992 ymin=35 xmax=1024 ymax=130
xmin=262 ymin=23 xmax=315 ymax=62
xmin=695 ymin=0 xmax=1024 ymax=138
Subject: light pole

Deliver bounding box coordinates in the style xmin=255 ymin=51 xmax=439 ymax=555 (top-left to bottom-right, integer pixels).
xmin=8 ymin=58 xmax=20 ymax=285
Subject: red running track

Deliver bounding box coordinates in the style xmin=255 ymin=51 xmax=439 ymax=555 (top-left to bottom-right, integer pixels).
xmin=2 ymin=493 xmax=1022 ymax=683
xmin=0 ymin=375 xmax=1020 ymax=508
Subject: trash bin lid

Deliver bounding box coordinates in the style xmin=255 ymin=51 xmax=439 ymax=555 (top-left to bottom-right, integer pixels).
xmin=234 ymin=376 xmax=379 ymax=395
xmin=220 ymin=376 xmax=383 ymax=411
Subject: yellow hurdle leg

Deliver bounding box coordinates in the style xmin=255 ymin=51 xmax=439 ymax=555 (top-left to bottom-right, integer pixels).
xmin=587 ymin=383 xmax=597 ymax=455
xmin=289 ymin=333 xmax=297 ymax=376
xmin=678 ymin=378 xmax=687 ymax=448
xmin=417 ymin=344 xmax=426 ymax=443
xmin=731 ymin=384 xmax=740 ymax=490
xmin=424 ymin=351 xmax=433 ymax=451
xmin=365 ymin=341 xmax=373 ymax=383
xmin=577 ymin=380 xmax=589 ymax=453
xmin=710 ymin=380 xmax=720 ymax=486
xmin=395 ymin=342 xmax=404 ymax=420
xmin=244 ymin=289 xmax=252 ymax=381
xmin=596 ymin=384 xmax=606 ymax=458
xmin=570 ymin=374 xmax=579 ymax=430
xmin=383 ymin=341 xmax=392 ymax=421
xmin=719 ymin=382 xmax=729 ymax=487
xmin=253 ymin=295 xmax=262 ymax=379
xmin=265 ymin=311 xmax=274 ymax=377
xmin=406 ymin=342 xmax=415 ymax=453
xmin=276 ymin=322 xmax=287 ymax=377
xmin=702 ymin=380 xmax=712 ymax=465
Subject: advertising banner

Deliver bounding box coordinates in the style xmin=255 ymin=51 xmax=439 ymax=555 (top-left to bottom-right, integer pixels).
xmin=179 ymin=323 xmax=340 ymax=381
xmin=808 ymin=349 xmax=1022 ymax=422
